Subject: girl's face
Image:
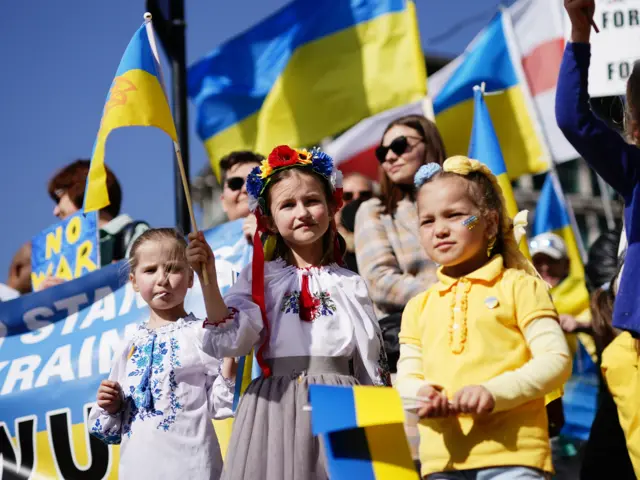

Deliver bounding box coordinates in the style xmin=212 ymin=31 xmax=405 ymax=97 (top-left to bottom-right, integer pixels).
xmin=267 ymin=171 xmax=332 ymax=251
xmin=130 ymin=238 xmax=193 ymax=312
xmin=380 ymin=125 xmax=426 ymax=185
xmin=417 ymin=176 xmax=498 ymax=277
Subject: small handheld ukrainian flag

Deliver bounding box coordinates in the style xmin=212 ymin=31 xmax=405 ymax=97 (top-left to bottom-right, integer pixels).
xmin=84 ymin=14 xmax=177 ymax=213
xmin=309 ymin=385 xmax=418 ymax=480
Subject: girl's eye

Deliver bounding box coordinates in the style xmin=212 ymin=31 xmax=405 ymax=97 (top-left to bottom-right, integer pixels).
xmin=281 ymin=202 xmax=295 ymax=209
xmin=420 ymin=219 xmax=433 ymax=226
xmin=144 ymin=267 xmax=156 ymax=274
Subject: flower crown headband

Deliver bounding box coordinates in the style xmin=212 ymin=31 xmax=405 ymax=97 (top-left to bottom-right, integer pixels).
xmin=246 ymin=145 xmax=343 ymax=215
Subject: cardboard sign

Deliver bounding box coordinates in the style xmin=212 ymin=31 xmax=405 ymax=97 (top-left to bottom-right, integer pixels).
xmin=31 ymin=212 xmax=100 ymax=290
xmin=568 ymin=0 xmax=640 ymax=97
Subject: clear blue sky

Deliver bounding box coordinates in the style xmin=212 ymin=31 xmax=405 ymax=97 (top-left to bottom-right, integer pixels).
xmin=0 ymin=0 xmax=513 ymax=281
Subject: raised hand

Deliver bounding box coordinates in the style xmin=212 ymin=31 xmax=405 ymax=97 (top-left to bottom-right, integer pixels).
xmin=187 ymin=231 xmax=216 ymax=281
xmin=564 ymin=0 xmax=595 ymax=43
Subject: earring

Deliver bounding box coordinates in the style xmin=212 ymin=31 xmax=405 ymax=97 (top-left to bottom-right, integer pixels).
xmin=487 ymin=237 xmax=496 ymax=257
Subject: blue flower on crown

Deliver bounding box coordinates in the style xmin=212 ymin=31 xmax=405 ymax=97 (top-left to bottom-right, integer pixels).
xmin=310 ymin=149 xmax=334 ymax=178
xmin=414 ymin=163 xmax=442 ymax=188
xmin=246 ymin=166 xmax=263 ymax=199
xmin=245 ymin=146 xmax=337 ymax=213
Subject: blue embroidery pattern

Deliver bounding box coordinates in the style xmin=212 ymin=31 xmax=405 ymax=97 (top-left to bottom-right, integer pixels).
xmin=281 ymin=291 xmax=300 ymax=315
xmin=117 ymin=333 xmax=184 ymax=437
xmin=280 ymin=290 xmax=337 ymax=321
xmin=157 ymin=337 xmax=183 ymax=431
xmin=90 ymin=417 xmax=122 ymax=445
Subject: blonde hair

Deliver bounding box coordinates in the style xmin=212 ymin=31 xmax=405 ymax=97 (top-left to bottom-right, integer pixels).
xmin=424 ymin=155 xmax=539 ymax=277
xmin=128 ymin=228 xmax=188 ymax=272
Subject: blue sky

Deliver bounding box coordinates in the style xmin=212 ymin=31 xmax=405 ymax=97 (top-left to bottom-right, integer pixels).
xmin=0 ymin=0 xmax=512 ymax=281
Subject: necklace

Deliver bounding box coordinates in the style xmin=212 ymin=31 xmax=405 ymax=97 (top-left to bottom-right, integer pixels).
xmin=448 ymin=280 xmax=470 ymax=354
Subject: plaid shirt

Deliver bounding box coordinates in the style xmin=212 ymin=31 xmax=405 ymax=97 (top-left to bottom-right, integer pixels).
xmin=354 ymin=197 xmax=438 ymax=317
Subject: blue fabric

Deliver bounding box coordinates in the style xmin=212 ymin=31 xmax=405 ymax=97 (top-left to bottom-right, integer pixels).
xmin=556 ymin=42 xmax=640 ymax=336
xmin=140 ymin=332 xmax=157 ymax=410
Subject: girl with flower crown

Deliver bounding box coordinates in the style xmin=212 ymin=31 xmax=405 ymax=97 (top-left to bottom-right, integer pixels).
xmin=186 ymin=145 xmax=391 ymax=480
xmin=396 ymin=157 xmax=572 ymax=480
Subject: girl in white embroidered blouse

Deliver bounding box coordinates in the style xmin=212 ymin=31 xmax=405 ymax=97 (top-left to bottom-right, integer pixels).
xmin=186 ymin=145 xmax=391 ymax=480
xmin=88 ymin=228 xmax=236 ymax=480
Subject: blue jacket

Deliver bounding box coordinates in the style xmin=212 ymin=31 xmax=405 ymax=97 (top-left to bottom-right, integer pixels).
xmin=556 ymin=42 xmax=640 ymax=336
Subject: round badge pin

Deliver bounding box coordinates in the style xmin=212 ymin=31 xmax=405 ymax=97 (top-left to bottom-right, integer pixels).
xmin=484 ymin=296 xmax=499 ymax=309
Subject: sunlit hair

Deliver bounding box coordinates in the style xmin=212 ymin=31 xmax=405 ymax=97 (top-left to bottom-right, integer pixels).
xmin=262 ymin=168 xmax=344 ymax=266
xmin=128 ymin=228 xmax=188 ymax=273
xmin=379 ymin=115 xmax=446 ymax=215
xmin=625 ymin=61 xmax=640 ymax=145
xmin=417 ymin=155 xmax=538 ymax=276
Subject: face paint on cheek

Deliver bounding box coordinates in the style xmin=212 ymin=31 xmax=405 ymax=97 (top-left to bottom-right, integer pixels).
xmin=462 ymin=215 xmax=479 ymax=230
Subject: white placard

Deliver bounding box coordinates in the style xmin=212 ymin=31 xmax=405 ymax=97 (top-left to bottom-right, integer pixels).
xmin=565 ymin=0 xmax=640 ymax=97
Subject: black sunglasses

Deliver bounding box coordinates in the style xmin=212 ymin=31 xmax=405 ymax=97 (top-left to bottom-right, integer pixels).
xmin=343 ymin=190 xmax=373 ymax=202
xmin=226 ymin=177 xmax=245 ymax=191
xmin=375 ymin=135 xmax=423 ymax=163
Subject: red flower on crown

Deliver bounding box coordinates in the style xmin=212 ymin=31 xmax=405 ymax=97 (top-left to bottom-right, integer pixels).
xmin=268 ymin=145 xmax=300 ymax=168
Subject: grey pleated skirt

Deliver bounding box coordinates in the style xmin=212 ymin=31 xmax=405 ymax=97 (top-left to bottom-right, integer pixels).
xmin=221 ymin=356 xmax=357 ymax=480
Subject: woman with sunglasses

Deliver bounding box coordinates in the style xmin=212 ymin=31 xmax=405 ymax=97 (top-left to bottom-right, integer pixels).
xmin=354 ymin=114 xmax=446 ymax=372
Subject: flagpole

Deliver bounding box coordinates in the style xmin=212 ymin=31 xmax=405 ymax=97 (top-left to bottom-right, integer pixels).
xmin=501 ymin=6 xmax=588 ymax=262
xmin=145 ymin=13 xmax=209 ymax=285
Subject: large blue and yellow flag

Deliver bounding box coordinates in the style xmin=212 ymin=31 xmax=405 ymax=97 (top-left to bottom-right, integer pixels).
xmin=431 ymin=10 xmax=548 ymax=180
xmin=188 ymin=0 xmax=426 ymax=180
xmin=84 ymin=17 xmax=177 ymax=213
xmin=309 ymin=385 xmax=418 ymax=480
xmin=468 ymin=86 xmax=519 ymax=218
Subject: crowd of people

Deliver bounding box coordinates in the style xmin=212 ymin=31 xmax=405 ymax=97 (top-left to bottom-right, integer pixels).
xmin=3 ymin=0 xmax=639 ymax=479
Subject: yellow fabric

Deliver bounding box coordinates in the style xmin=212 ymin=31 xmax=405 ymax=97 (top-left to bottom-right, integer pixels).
xmin=397 ymin=255 xmax=557 ymax=476
xmin=483 ymin=317 xmax=571 ymax=412
xmin=601 ymin=333 xmax=640 ymax=476
xmin=213 ymin=418 xmax=234 ymax=460
xmin=550 ymin=275 xmax=597 ymax=362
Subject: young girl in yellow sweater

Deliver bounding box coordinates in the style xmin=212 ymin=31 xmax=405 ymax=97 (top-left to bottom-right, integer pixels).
xmin=396 ymin=156 xmax=572 ymax=479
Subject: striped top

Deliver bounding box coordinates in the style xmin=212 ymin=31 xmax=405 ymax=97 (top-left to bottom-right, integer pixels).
xmin=354 ymin=197 xmax=438 ymax=317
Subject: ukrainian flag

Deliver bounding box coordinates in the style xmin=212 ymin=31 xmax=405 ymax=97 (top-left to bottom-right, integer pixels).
xmin=189 ymin=0 xmax=425 ymax=180
xmin=309 ymin=385 xmax=418 ymax=480
xmin=84 ymin=17 xmax=177 ymax=213
xmin=432 ymin=10 xmax=548 ymax=180
xmin=468 ymin=86 xmax=518 ymax=218
xmin=532 ymin=173 xmax=586 ymax=291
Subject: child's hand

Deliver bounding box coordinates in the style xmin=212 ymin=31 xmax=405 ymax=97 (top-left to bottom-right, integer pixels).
xmin=221 ymin=357 xmax=238 ymax=381
xmin=187 ymin=231 xmax=216 ymax=280
xmin=415 ymin=384 xmax=451 ymax=419
xmin=451 ymin=385 xmax=495 ymax=415
xmin=97 ymin=380 xmax=122 ymax=414
xmin=564 ymin=0 xmax=595 ymax=43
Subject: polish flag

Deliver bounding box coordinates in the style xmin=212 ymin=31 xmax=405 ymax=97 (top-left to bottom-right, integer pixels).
xmin=509 ymin=0 xmax=576 ymax=162
xmin=326 ymin=0 xmax=576 ymax=176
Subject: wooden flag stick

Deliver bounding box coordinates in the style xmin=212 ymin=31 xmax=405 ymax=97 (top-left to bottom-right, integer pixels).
xmin=173 ymin=142 xmax=210 ymax=285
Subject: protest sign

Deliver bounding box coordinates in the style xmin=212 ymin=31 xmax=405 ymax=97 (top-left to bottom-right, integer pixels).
xmin=31 ymin=211 xmax=100 ymax=291
xmin=0 ymin=220 xmax=251 ymax=478
xmin=566 ymin=0 xmax=640 ymax=97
